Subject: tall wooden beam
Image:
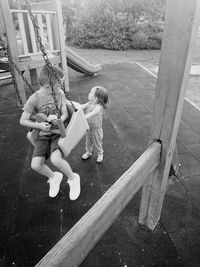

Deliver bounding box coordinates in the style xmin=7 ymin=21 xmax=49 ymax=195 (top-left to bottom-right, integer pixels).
xmin=36 ymin=142 xmax=161 ymax=267
xmin=138 ymin=0 xmax=200 ymax=230
xmin=0 ymin=0 xmax=26 ymax=105
xmin=0 ymin=3 xmax=5 ymax=36
xmin=52 ymin=0 xmax=69 ymax=91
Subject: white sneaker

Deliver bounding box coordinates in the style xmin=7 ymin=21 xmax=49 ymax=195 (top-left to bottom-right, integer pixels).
xmin=48 ymin=172 xmax=63 ymax=198
xmin=97 ymin=155 xmax=103 ymax=163
xmin=67 ymin=173 xmax=81 ymax=200
xmin=82 ymin=152 xmax=92 ymax=160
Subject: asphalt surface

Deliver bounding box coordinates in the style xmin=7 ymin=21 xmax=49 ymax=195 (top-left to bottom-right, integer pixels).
xmin=0 ymin=62 xmax=200 ymax=267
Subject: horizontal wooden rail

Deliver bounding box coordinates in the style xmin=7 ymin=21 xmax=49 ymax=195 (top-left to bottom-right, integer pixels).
xmin=19 ymin=50 xmax=60 ymax=58
xmin=36 ymin=142 xmax=161 ymax=267
xmin=11 ymin=9 xmax=55 ymax=14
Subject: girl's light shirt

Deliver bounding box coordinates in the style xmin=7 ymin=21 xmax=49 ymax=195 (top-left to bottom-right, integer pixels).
xmin=85 ymin=102 xmax=103 ymax=129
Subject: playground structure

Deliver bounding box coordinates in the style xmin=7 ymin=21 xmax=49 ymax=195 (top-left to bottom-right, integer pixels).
xmin=0 ymin=0 xmax=101 ymax=103
xmin=0 ymin=0 xmax=200 ymax=266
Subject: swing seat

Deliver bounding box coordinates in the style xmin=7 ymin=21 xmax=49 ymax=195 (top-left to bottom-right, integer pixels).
xmin=58 ymin=105 xmax=89 ymax=157
xmin=27 ymin=101 xmax=89 ymax=156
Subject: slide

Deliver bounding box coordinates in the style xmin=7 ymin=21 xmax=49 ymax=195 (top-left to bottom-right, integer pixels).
xmin=66 ymin=47 xmax=102 ymax=76
xmin=0 ymin=46 xmax=102 ymax=82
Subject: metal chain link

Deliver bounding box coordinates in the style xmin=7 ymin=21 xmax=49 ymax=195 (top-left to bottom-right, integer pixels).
xmin=0 ymin=37 xmax=35 ymax=95
xmin=24 ymin=0 xmax=76 ymax=115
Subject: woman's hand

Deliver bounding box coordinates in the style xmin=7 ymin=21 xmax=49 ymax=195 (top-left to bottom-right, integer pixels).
xmin=39 ymin=122 xmax=51 ymax=132
xmin=48 ymin=114 xmax=57 ymax=126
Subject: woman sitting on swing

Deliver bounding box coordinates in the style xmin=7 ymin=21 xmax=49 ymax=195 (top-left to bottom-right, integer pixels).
xmin=20 ymin=65 xmax=80 ymax=200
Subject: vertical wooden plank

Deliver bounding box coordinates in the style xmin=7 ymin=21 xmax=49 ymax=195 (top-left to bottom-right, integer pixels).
xmin=46 ymin=13 xmax=54 ymax=50
xmin=22 ymin=12 xmax=32 ymax=53
xmin=27 ymin=12 xmax=38 ymax=84
xmin=0 ymin=0 xmax=26 ymax=104
xmin=138 ymin=0 xmax=200 ymax=230
xmin=29 ymin=68 xmax=38 ymax=85
xmin=27 ymin=13 xmax=37 ymax=53
xmin=170 ymin=145 xmax=180 ymax=176
xmin=37 ymin=13 xmax=45 ymax=48
xmin=17 ymin=12 xmax=29 ymax=54
xmin=0 ymin=3 xmax=5 ymax=36
xmin=52 ymin=0 xmax=69 ymax=91
xmin=50 ymin=14 xmax=59 ymax=50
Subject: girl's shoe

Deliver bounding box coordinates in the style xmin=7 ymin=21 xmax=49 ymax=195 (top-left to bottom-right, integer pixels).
xmin=97 ymin=155 xmax=103 ymax=163
xmin=82 ymin=152 xmax=92 ymax=160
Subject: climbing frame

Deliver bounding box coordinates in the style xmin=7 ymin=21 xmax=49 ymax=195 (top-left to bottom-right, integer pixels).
xmin=0 ymin=0 xmax=68 ymax=104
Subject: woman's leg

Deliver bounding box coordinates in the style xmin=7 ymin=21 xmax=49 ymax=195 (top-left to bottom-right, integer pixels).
xmin=31 ymin=156 xmax=54 ymax=178
xmin=50 ymin=149 xmax=74 ymax=180
xmin=27 ymin=130 xmax=35 ymax=147
xmin=51 ymin=149 xmax=80 ymax=200
xmin=31 ymin=156 xmax=62 ymax=198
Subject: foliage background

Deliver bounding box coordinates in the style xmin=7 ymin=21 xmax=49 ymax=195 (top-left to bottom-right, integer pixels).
xmin=8 ymin=0 xmax=166 ymax=50
xmin=62 ymin=0 xmax=166 ymax=50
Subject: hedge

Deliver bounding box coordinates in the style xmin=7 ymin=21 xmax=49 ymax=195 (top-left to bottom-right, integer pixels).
xmin=66 ymin=16 xmax=163 ymax=50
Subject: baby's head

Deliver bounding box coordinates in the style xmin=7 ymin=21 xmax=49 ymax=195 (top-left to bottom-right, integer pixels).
xmin=89 ymin=86 xmax=109 ymax=109
xmin=39 ymin=65 xmax=64 ymax=91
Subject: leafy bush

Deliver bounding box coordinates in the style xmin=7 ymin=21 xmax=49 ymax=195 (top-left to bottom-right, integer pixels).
xmin=67 ymin=16 xmax=163 ymax=50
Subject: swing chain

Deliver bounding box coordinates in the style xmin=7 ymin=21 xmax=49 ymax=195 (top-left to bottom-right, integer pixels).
xmin=24 ymin=0 xmax=76 ymax=112
xmin=0 ymin=36 xmax=24 ymax=108
xmin=0 ymin=36 xmax=35 ymax=94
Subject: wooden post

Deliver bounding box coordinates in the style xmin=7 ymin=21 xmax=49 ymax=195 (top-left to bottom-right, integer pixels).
xmin=170 ymin=146 xmax=180 ymax=177
xmin=0 ymin=0 xmax=26 ymax=104
xmin=29 ymin=68 xmax=38 ymax=85
xmin=138 ymin=0 xmax=200 ymax=230
xmin=0 ymin=2 xmax=5 ymax=36
xmin=52 ymin=0 xmax=69 ymax=91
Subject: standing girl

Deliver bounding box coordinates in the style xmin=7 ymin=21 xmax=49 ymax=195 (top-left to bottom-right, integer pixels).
xmin=81 ymin=86 xmax=109 ymax=163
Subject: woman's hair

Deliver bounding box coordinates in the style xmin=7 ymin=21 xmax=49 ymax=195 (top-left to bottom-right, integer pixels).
xmin=94 ymin=86 xmax=109 ymax=109
xmin=39 ymin=65 xmax=64 ymax=86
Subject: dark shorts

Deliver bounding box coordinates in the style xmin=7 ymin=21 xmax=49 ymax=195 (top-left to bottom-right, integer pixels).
xmin=32 ymin=134 xmax=60 ymax=159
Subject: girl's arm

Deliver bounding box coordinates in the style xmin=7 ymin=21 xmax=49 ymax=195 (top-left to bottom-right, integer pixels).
xmin=85 ymin=105 xmax=101 ymax=120
xmin=81 ymin=102 xmax=89 ymax=110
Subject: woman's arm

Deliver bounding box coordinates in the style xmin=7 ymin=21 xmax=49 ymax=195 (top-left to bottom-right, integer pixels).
xmin=20 ymin=111 xmax=51 ymax=132
xmin=85 ymin=105 xmax=101 ymax=120
xmin=60 ymin=101 xmax=68 ymax=122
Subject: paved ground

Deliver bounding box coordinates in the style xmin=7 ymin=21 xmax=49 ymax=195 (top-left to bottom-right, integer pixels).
xmin=0 ymin=25 xmax=200 ymax=267
xmin=1 ymin=50 xmax=200 ymax=266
